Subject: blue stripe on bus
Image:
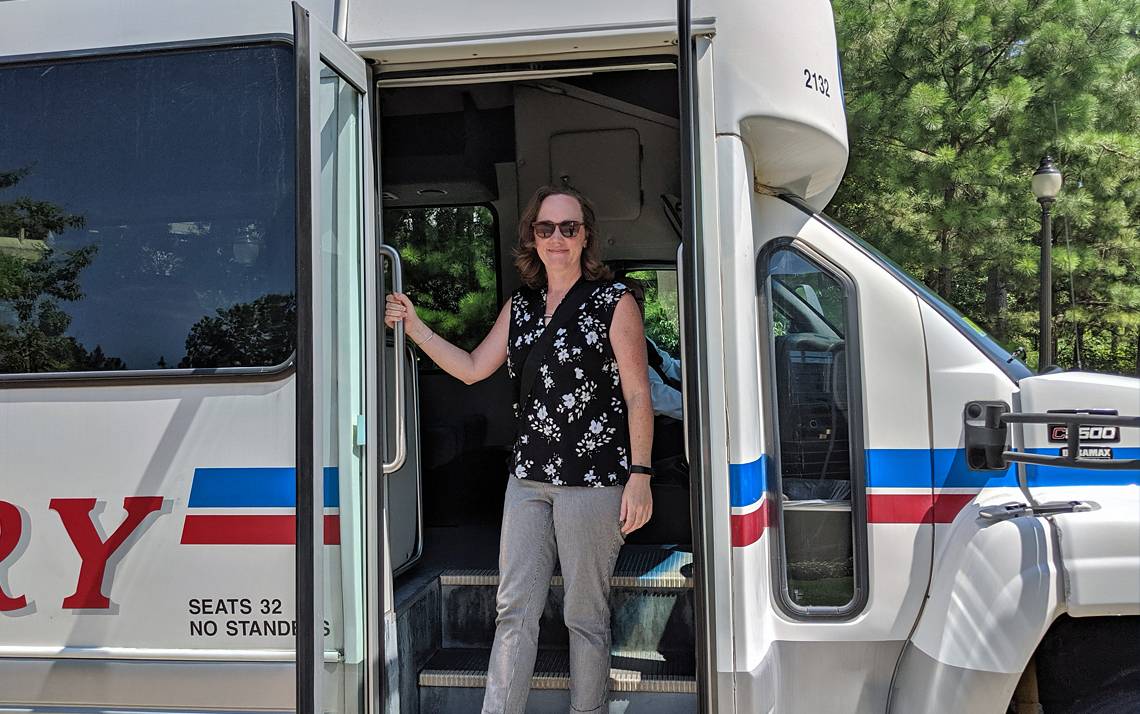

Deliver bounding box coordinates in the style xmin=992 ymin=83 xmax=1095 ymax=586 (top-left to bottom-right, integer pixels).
xmin=188 ymin=467 xmax=340 ymax=508
xmin=729 ymin=456 xmax=768 ymax=508
xmin=1023 ymin=447 xmax=1140 ymax=487
xmin=865 ymin=449 xmax=1018 ymax=490
xmin=732 ymin=448 xmax=1137 ymax=509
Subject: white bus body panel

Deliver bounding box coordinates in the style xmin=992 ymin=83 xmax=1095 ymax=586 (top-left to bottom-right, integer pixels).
xmin=893 ymin=300 xmax=1049 ymax=713
xmin=1016 ymin=372 xmax=1140 ymax=617
xmin=351 ymin=0 xmax=849 ymax=208
xmin=0 ymin=376 xmax=342 ymax=710
xmin=0 ymin=0 xmax=331 ymax=57
xmin=891 ymin=324 xmax=1139 ymax=712
xmin=727 ymin=195 xmax=936 ymax=713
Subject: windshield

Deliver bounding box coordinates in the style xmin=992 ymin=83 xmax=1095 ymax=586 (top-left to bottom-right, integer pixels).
xmin=810 ymin=211 xmax=1032 ymax=381
xmin=0 ymin=44 xmax=295 ymax=374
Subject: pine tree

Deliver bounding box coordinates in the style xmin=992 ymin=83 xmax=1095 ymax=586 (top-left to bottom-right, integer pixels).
xmin=831 ymin=0 xmax=1140 ymax=373
xmin=383 ymin=206 xmax=498 ymax=351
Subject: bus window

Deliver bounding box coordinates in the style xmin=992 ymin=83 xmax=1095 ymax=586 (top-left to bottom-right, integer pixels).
xmin=383 ymin=205 xmax=499 ymax=354
xmin=0 ymin=45 xmax=295 ymax=375
xmin=765 ymin=247 xmax=860 ymax=611
xmin=625 ymin=268 xmax=680 ymax=357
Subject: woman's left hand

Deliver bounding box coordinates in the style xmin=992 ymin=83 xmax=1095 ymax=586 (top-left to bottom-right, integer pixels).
xmin=620 ymin=474 xmax=653 ymax=536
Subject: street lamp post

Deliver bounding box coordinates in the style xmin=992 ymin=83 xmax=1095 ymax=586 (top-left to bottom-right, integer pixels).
xmin=1032 ymin=156 xmax=1062 ymax=370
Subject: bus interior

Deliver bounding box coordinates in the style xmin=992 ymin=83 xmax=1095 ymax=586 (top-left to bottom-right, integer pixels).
xmin=377 ymin=64 xmax=704 ymax=708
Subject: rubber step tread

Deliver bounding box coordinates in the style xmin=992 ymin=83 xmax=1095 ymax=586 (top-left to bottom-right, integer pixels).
xmin=419 ymin=648 xmax=695 ymax=694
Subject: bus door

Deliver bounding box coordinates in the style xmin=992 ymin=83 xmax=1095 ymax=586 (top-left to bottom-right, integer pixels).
xmin=738 ymin=195 xmax=936 ymax=713
xmin=293 ymin=6 xmax=389 ymax=714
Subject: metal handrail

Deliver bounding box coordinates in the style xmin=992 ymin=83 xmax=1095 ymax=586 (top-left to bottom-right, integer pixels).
xmin=378 ymin=244 xmax=407 ymax=474
xmin=1003 ymin=412 xmax=1140 ymax=427
xmin=1002 ymin=450 xmax=1140 ymax=471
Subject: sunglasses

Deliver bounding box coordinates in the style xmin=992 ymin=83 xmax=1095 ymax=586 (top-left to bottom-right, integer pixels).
xmin=531 ymin=220 xmax=582 ymax=239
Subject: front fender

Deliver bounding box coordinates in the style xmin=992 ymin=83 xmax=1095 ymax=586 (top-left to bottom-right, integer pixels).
xmin=1053 ymin=488 xmax=1140 ymax=617
xmin=889 ymin=494 xmax=1064 ymax=713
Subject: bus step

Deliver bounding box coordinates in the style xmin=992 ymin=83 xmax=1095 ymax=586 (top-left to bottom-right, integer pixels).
xmin=438 ymin=547 xmax=695 ymax=654
xmin=418 ymin=648 xmax=698 ymax=713
xmin=439 ymin=545 xmax=694 ymax=588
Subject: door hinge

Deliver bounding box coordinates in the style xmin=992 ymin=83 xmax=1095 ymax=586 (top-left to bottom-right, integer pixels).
xmin=354 ymin=414 xmax=366 ymax=447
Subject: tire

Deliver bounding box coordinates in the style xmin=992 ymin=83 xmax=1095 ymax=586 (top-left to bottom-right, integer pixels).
xmin=1063 ymin=672 xmax=1140 ymax=714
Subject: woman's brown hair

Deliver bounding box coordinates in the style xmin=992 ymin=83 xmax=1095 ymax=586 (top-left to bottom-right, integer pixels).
xmin=514 ymin=185 xmax=613 ymax=289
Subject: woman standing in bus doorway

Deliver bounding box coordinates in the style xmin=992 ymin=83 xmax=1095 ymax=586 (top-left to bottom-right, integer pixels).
xmin=385 ymin=185 xmax=654 ymax=714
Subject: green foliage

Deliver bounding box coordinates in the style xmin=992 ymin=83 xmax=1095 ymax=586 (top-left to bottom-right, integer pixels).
xmin=789 ymin=576 xmax=857 ymax=607
xmin=832 ymin=0 xmax=1140 ymax=373
xmin=626 ymin=270 xmax=681 ymax=354
xmin=385 ymin=206 xmax=499 ymax=353
xmin=180 ymin=293 xmax=296 ymax=368
xmin=0 ymin=168 xmax=87 ymax=242
xmin=0 ymin=244 xmax=107 ymax=373
xmin=0 ymin=167 xmax=120 ymax=373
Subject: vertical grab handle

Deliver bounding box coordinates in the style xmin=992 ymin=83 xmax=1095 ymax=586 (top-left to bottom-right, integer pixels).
xmin=378 ymin=244 xmax=407 ymax=474
xmin=676 ymin=243 xmax=690 ymax=464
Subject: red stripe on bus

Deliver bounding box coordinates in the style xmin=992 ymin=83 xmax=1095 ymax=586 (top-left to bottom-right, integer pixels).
xmin=180 ymin=515 xmax=340 ymax=545
xmin=866 ymin=493 xmax=974 ymax=524
xmin=931 ymin=493 xmax=976 ymax=523
xmin=730 ymin=500 xmax=771 ymax=547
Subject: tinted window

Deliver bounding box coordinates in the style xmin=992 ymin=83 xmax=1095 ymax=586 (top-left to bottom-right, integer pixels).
xmin=767 ymin=248 xmax=858 ymax=610
xmin=0 ymin=45 xmax=295 ymax=374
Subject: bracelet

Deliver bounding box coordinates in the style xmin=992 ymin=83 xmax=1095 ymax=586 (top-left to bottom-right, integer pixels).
xmin=629 ymin=465 xmax=654 ymax=477
xmin=415 ymin=328 xmax=436 ymax=347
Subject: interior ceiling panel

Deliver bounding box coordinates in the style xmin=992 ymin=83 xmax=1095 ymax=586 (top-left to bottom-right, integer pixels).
xmin=549 ymin=128 xmax=642 ymax=222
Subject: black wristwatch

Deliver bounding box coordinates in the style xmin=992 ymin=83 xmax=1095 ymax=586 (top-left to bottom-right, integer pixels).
xmin=629 ymin=465 xmax=655 ymax=477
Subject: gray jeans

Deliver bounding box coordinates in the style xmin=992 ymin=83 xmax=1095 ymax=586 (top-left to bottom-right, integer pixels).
xmin=481 ymin=477 xmax=625 ymax=714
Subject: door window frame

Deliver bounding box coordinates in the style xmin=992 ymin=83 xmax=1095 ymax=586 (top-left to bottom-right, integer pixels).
xmin=757 ymin=237 xmax=870 ymax=620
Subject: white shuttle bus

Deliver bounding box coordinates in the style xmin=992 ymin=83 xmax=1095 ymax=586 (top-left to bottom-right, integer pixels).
xmin=1 ymin=1 xmax=1137 ymax=712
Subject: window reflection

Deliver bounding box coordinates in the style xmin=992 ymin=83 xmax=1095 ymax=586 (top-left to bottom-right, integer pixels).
xmin=0 ymin=45 xmax=295 ymax=374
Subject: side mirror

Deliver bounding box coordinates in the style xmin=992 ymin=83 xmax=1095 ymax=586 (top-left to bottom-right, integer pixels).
xmin=963 ymin=401 xmax=1011 ymax=471
xmin=963 ymin=401 xmax=1140 ymax=472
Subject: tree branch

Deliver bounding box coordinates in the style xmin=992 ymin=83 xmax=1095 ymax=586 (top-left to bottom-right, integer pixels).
xmin=962 ymin=39 xmax=1017 ymax=107
xmin=874 ymin=136 xmax=937 ymax=157
xmin=1096 ymin=143 xmax=1138 ymax=161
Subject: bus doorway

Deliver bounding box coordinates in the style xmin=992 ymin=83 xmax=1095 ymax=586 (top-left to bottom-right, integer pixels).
xmin=376 ymin=65 xmax=698 ymax=712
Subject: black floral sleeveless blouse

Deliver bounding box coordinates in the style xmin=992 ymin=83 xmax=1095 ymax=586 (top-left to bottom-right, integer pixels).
xmin=507 ymin=280 xmax=632 ymax=487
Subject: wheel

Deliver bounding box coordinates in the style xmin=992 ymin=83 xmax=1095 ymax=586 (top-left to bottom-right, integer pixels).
xmin=1063 ymin=672 xmax=1140 ymax=714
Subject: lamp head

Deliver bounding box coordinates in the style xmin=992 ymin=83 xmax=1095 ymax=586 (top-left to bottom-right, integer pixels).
xmin=1032 ymin=155 xmax=1062 ymax=202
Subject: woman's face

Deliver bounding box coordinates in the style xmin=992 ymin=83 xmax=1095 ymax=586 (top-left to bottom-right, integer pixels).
xmin=534 ymin=193 xmax=588 ymax=276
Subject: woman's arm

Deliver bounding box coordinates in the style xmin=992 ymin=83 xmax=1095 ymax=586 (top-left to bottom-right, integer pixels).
xmin=385 ymin=293 xmax=510 ymax=385
xmin=610 ymin=292 xmax=654 ymax=534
